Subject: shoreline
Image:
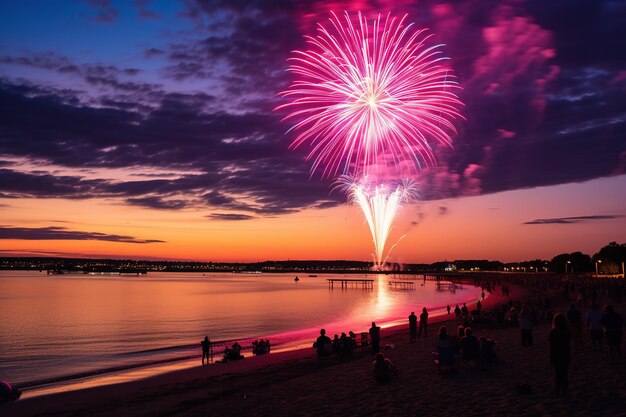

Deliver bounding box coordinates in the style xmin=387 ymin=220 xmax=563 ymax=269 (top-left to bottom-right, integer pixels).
xmin=16 ymin=279 xmax=500 ymax=400
xmin=4 ymin=282 xmax=551 ymax=417
xmin=14 ymin=277 xmax=486 ymax=397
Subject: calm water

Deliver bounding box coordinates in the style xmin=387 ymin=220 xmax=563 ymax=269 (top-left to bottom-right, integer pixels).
xmin=0 ymin=271 xmax=481 ymax=387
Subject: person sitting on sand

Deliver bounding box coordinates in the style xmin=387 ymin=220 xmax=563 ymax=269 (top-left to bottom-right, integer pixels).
xmin=223 ymin=342 xmax=243 ymax=361
xmin=201 ymin=336 xmax=212 ymax=365
xmin=332 ymin=334 xmax=341 ymax=356
xmin=314 ymin=328 xmax=332 ymax=357
xmin=340 ymin=332 xmax=353 ymax=356
xmin=372 ymin=353 xmax=397 ymax=382
xmin=0 ymin=381 xmax=21 ymax=403
xmin=452 ymin=326 xmax=465 ymax=359
xmin=479 ymin=337 xmax=497 ymax=363
xmin=256 ymin=339 xmax=268 ymax=355
xmin=434 ymin=326 xmax=454 ymax=372
xmin=460 ymin=328 xmax=480 ymax=366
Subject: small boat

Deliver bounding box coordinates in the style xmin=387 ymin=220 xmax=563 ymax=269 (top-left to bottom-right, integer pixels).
xmin=308 ymin=275 xmax=318 ymax=277
xmin=294 ymin=276 xmax=300 ymax=282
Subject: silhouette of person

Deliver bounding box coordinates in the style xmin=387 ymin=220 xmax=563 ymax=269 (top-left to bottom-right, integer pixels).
xmin=454 ymin=305 xmax=461 ymax=319
xmin=315 ymin=328 xmax=332 ymax=357
xmin=201 ymin=336 xmax=211 ymax=365
xmin=372 ymin=353 xmax=396 ymax=382
xmin=369 ymin=322 xmax=381 ymax=354
xmin=447 ymin=305 xmax=451 ymax=316
xmin=418 ymin=307 xmax=428 ymax=338
xmin=587 ymin=303 xmax=603 ymax=350
xmin=602 ymin=305 xmax=623 ymax=363
xmin=409 ymin=312 xmax=417 ymax=342
xmin=549 ymin=313 xmax=571 ymax=396
xmin=461 ymin=303 xmax=469 ymax=319
xmin=567 ymin=304 xmax=583 ymax=350
xmin=519 ymin=304 xmax=533 ymax=346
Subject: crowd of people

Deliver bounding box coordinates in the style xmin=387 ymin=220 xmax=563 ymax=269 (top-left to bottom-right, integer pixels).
xmin=196 ymin=273 xmax=624 ymax=393
xmin=432 ymin=324 xmax=497 ymax=373
xmin=313 ymin=328 xmax=361 ymax=358
xmin=252 ymin=339 xmax=271 ymax=355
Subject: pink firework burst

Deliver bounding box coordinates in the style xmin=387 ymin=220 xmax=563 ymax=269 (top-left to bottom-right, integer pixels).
xmin=277 ymin=11 xmax=464 ymax=178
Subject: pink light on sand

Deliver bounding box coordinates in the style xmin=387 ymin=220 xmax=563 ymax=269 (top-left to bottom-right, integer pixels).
xmin=277 ymin=12 xmax=463 ymax=268
xmin=277 ymin=11 xmax=463 ymax=179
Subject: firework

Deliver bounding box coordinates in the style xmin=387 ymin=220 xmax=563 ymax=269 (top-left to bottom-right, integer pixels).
xmin=277 ymin=11 xmax=463 ymax=179
xmin=336 ymin=176 xmax=419 ymax=267
xmin=277 ymin=12 xmax=463 ymax=267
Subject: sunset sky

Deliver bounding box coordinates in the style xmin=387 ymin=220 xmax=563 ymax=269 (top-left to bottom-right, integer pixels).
xmin=1 ymin=0 xmax=625 ymax=263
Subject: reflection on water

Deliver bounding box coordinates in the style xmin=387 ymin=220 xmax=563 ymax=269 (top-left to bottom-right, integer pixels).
xmin=0 ymin=271 xmax=481 ymax=387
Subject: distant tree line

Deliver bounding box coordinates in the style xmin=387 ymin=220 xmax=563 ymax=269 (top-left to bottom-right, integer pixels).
xmin=550 ymin=242 xmax=626 ymax=273
xmin=0 ymin=241 xmax=623 ymax=274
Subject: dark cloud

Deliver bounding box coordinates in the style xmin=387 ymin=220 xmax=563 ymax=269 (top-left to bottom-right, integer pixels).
xmin=125 ymin=196 xmax=189 ymax=210
xmin=0 ymin=0 xmax=624 ymax=218
xmin=206 ymin=213 xmax=255 ymax=221
xmin=0 ymin=226 xmax=164 ymax=243
xmin=524 ymin=215 xmax=623 ymax=225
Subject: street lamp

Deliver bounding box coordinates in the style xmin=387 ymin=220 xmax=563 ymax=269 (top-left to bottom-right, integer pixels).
xmin=566 ymin=260 xmax=571 ymax=274
xmin=595 ymin=260 xmax=602 ymax=277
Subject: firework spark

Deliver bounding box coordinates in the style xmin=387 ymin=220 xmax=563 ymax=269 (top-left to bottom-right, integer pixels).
xmin=277 ymin=11 xmax=463 ymax=179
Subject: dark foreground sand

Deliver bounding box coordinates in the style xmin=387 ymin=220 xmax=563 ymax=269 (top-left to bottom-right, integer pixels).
xmin=4 ymin=296 xmax=626 ymax=417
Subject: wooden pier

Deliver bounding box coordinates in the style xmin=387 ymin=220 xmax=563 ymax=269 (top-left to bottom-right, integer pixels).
xmin=388 ymin=281 xmax=415 ymax=290
xmin=435 ymin=280 xmax=461 ymax=290
xmin=327 ymin=278 xmax=374 ymax=290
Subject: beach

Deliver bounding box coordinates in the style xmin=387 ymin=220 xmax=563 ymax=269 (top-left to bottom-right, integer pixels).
xmin=5 ymin=284 xmax=625 ymax=417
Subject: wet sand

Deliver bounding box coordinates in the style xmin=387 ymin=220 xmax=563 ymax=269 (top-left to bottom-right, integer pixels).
xmin=4 ymin=290 xmax=626 ymax=417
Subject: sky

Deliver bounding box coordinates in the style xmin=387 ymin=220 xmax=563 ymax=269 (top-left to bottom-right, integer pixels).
xmin=0 ymin=0 xmax=625 ymax=263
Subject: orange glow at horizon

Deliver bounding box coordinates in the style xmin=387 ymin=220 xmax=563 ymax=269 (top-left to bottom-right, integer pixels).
xmin=1 ymin=175 xmax=625 ymax=263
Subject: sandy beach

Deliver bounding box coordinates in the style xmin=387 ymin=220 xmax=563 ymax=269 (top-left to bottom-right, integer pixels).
xmin=5 ymin=284 xmax=625 ymax=417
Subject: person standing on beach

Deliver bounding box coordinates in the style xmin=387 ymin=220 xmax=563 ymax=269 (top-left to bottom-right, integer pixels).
xmin=201 ymin=336 xmax=212 ymax=365
xmin=567 ymin=304 xmax=583 ymax=350
xmin=519 ymin=305 xmax=533 ymax=346
xmin=447 ymin=305 xmax=451 ymax=316
xmin=418 ymin=307 xmax=429 ymax=338
xmin=454 ymin=305 xmax=461 ymax=319
xmin=461 ymin=303 xmax=469 ymax=319
xmin=601 ymin=305 xmax=623 ymax=363
xmin=409 ymin=312 xmax=417 ymax=342
xmin=586 ymin=303 xmax=603 ymax=350
xmin=369 ymin=322 xmax=381 ymax=355
xmin=314 ymin=329 xmax=332 ymax=357
xmin=549 ymin=313 xmax=571 ymax=396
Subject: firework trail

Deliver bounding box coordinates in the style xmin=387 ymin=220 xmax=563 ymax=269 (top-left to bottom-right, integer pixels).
xmin=336 ymin=176 xmax=419 ymax=266
xmin=277 ymin=11 xmax=463 ymax=267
